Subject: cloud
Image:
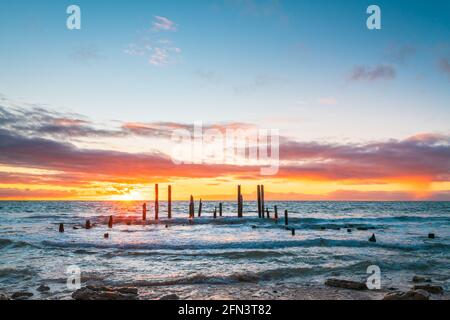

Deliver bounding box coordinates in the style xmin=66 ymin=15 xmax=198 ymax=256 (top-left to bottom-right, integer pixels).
xmin=438 ymin=57 xmax=450 ymax=79
xmin=317 ymin=97 xmax=338 ymax=106
xmin=233 ymin=74 xmax=289 ymax=94
xmin=152 ymin=16 xmax=177 ymax=32
xmin=349 ymin=64 xmax=396 ymax=82
xmin=385 ymin=44 xmax=416 ymax=64
xmin=69 ymin=45 xmax=105 ymax=63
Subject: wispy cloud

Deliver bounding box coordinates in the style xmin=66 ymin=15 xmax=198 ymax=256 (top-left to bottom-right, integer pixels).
xmin=385 ymin=44 xmax=417 ymax=64
xmin=349 ymin=64 xmax=396 ymax=82
xmin=438 ymin=57 xmax=450 ymax=79
xmin=152 ymin=16 xmax=177 ymax=32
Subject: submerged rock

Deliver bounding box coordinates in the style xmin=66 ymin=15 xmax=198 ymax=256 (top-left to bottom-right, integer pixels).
xmin=412 ymin=276 xmax=432 ymax=283
xmin=11 ymin=291 xmax=34 ymax=300
xmin=369 ymin=234 xmax=377 ymax=242
xmin=383 ymin=289 xmax=429 ymax=300
xmin=72 ymin=285 xmax=139 ymax=300
xmin=428 ymin=233 xmax=435 ymax=239
xmin=159 ymin=293 xmax=180 ymax=300
xmin=37 ymin=284 xmax=50 ymax=292
xmin=413 ymin=284 xmax=444 ymax=294
xmin=325 ymin=278 xmax=368 ymax=290
xmin=0 ymin=293 xmax=10 ymax=300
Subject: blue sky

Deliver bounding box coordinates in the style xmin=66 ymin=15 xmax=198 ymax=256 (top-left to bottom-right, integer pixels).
xmin=0 ymin=0 xmax=449 ymax=142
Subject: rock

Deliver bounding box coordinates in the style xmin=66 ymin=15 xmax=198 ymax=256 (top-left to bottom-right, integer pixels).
xmin=104 ymin=233 xmax=109 ymax=239
xmin=37 ymin=285 xmax=50 ymax=292
xmin=347 ymin=229 xmax=352 ymax=233
xmin=85 ymin=220 xmax=91 ymax=229
xmin=108 ymin=216 xmax=113 ymax=228
xmin=59 ymin=223 xmax=64 ymax=233
xmin=325 ymin=278 xmax=368 ymax=290
xmin=412 ymin=276 xmax=432 ymax=283
xmin=383 ymin=289 xmax=429 ymax=300
xmin=428 ymin=233 xmax=435 ymax=239
xmin=159 ymin=293 xmax=180 ymax=300
xmin=369 ymin=234 xmax=376 ymax=242
xmin=0 ymin=293 xmax=10 ymax=300
xmin=413 ymin=284 xmax=444 ymax=294
xmin=72 ymin=286 xmax=139 ymax=300
xmin=11 ymin=291 xmax=34 ymax=300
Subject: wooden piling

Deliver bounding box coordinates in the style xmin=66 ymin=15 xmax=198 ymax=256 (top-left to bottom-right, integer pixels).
xmin=168 ymin=185 xmax=172 ymax=219
xmin=274 ymin=205 xmax=278 ymax=221
xmin=213 ymin=207 xmax=217 ymax=219
xmin=142 ymin=203 xmax=147 ymax=221
xmin=257 ymin=185 xmax=262 ymax=218
xmin=219 ymin=203 xmax=223 ymax=217
xmin=237 ymin=185 xmax=242 ymax=217
xmin=59 ymin=223 xmax=64 ymax=233
xmin=85 ymin=220 xmax=91 ymax=229
xmin=189 ymin=195 xmax=194 ymax=218
xmin=108 ymin=215 xmax=113 ymax=228
xmin=198 ymin=199 xmax=203 ymax=217
xmin=291 ymin=228 xmax=295 ymax=236
xmin=155 ymin=184 xmax=159 ymax=220
xmin=266 ymin=208 xmax=270 ymax=219
xmin=239 ymin=194 xmax=244 ymax=218
xmin=284 ymin=210 xmax=288 ymax=226
xmin=261 ymin=185 xmax=265 ymax=215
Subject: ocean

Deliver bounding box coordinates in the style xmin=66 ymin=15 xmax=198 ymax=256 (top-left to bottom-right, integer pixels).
xmin=0 ymin=201 xmax=449 ymax=299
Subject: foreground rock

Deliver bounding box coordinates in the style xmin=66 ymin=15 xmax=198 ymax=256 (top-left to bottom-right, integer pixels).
xmin=412 ymin=276 xmax=431 ymax=283
xmin=0 ymin=293 xmax=10 ymax=300
xmin=37 ymin=284 xmax=50 ymax=292
xmin=325 ymin=278 xmax=368 ymax=290
xmin=72 ymin=285 xmax=139 ymax=300
xmin=11 ymin=291 xmax=34 ymax=300
xmin=383 ymin=289 xmax=429 ymax=300
xmin=159 ymin=293 xmax=180 ymax=300
xmin=413 ymin=284 xmax=444 ymax=294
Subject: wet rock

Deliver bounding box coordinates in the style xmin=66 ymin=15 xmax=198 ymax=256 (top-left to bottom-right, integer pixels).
xmin=159 ymin=293 xmax=180 ymax=300
xmin=59 ymin=223 xmax=64 ymax=233
xmin=11 ymin=291 xmax=34 ymax=300
xmin=428 ymin=233 xmax=435 ymax=239
xmin=383 ymin=289 xmax=429 ymax=300
xmin=369 ymin=234 xmax=376 ymax=242
xmin=104 ymin=233 xmax=109 ymax=239
xmin=325 ymin=278 xmax=367 ymax=290
xmin=0 ymin=293 xmax=10 ymax=300
xmin=413 ymin=284 xmax=444 ymax=294
xmin=72 ymin=286 xmax=139 ymax=300
xmin=85 ymin=220 xmax=91 ymax=229
xmin=412 ymin=276 xmax=431 ymax=283
xmin=347 ymin=229 xmax=352 ymax=233
xmin=37 ymin=284 xmax=50 ymax=292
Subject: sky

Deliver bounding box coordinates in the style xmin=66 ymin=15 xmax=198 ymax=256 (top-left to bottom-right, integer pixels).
xmin=0 ymin=0 xmax=449 ymax=201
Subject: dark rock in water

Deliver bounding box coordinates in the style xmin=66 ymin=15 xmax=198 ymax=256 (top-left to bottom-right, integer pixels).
xmin=412 ymin=276 xmax=432 ymax=283
xmin=104 ymin=233 xmax=109 ymax=239
xmin=291 ymin=228 xmax=295 ymax=236
xmin=72 ymin=286 xmax=138 ymax=300
xmin=159 ymin=293 xmax=180 ymax=300
xmin=325 ymin=278 xmax=367 ymax=290
xmin=320 ymin=227 xmax=326 ymax=230
xmin=85 ymin=220 xmax=91 ymax=229
xmin=369 ymin=234 xmax=376 ymax=242
xmin=108 ymin=216 xmax=113 ymax=228
xmin=59 ymin=223 xmax=64 ymax=233
xmin=126 ymin=221 xmax=131 ymax=226
xmin=383 ymin=290 xmax=429 ymax=300
xmin=165 ymin=224 xmax=168 ymax=228
xmin=11 ymin=291 xmax=34 ymax=300
xmin=73 ymin=226 xmax=80 ymax=230
xmin=347 ymin=229 xmax=352 ymax=233
xmin=428 ymin=233 xmax=435 ymax=239
xmin=0 ymin=293 xmax=10 ymax=300
xmin=413 ymin=284 xmax=444 ymax=294
xmin=37 ymin=285 xmax=50 ymax=292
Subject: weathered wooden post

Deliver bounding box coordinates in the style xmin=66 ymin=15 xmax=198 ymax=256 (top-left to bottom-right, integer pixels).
xmin=85 ymin=219 xmax=91 ymax=229
xmin=284 ymin=210 xmax=289 ymax=226
xmin=108 ymin=215 xmax=113 ymax=228
xmin=59 ymin=223 xmax=64 ymax=233
xmin=257 ymin=185 xmax=262 ymax=218
xmin=213 ymin=207 xmax=217 ymax=219
xmin=168 ymin=185 xmax=172 ymax=219
xmin=266 ymin=207 xmax=270 ymax=219
xmin=239 ymin=194 xmax=243 ymax=217
xmin=198 ymin=199 xmax=203 ymax=217
xmin=189 ymin=195 xmax=194 ymax=218
xmin=274 ymin=206 xmax=278 ymax=222
xmin=219 ymin=203 xmax=223 ymax=217
xmin=237 ymin=185 xmax=242 ymax=217
xmin=261 ymin=185 xmax=265 ymax=215
xmin=155 ymin=184 xmax=159 ymax=220
xmin=142 ymin=203 xmax=147 ymax=221
xmin=291 ymin=228 xmax=295 ymax=236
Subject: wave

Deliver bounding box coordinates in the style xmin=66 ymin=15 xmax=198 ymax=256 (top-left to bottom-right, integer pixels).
xmin=41 ymin=238 xmax=450 ymax=252
xmin=0 ymin=238 xmax=33 ymax=249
